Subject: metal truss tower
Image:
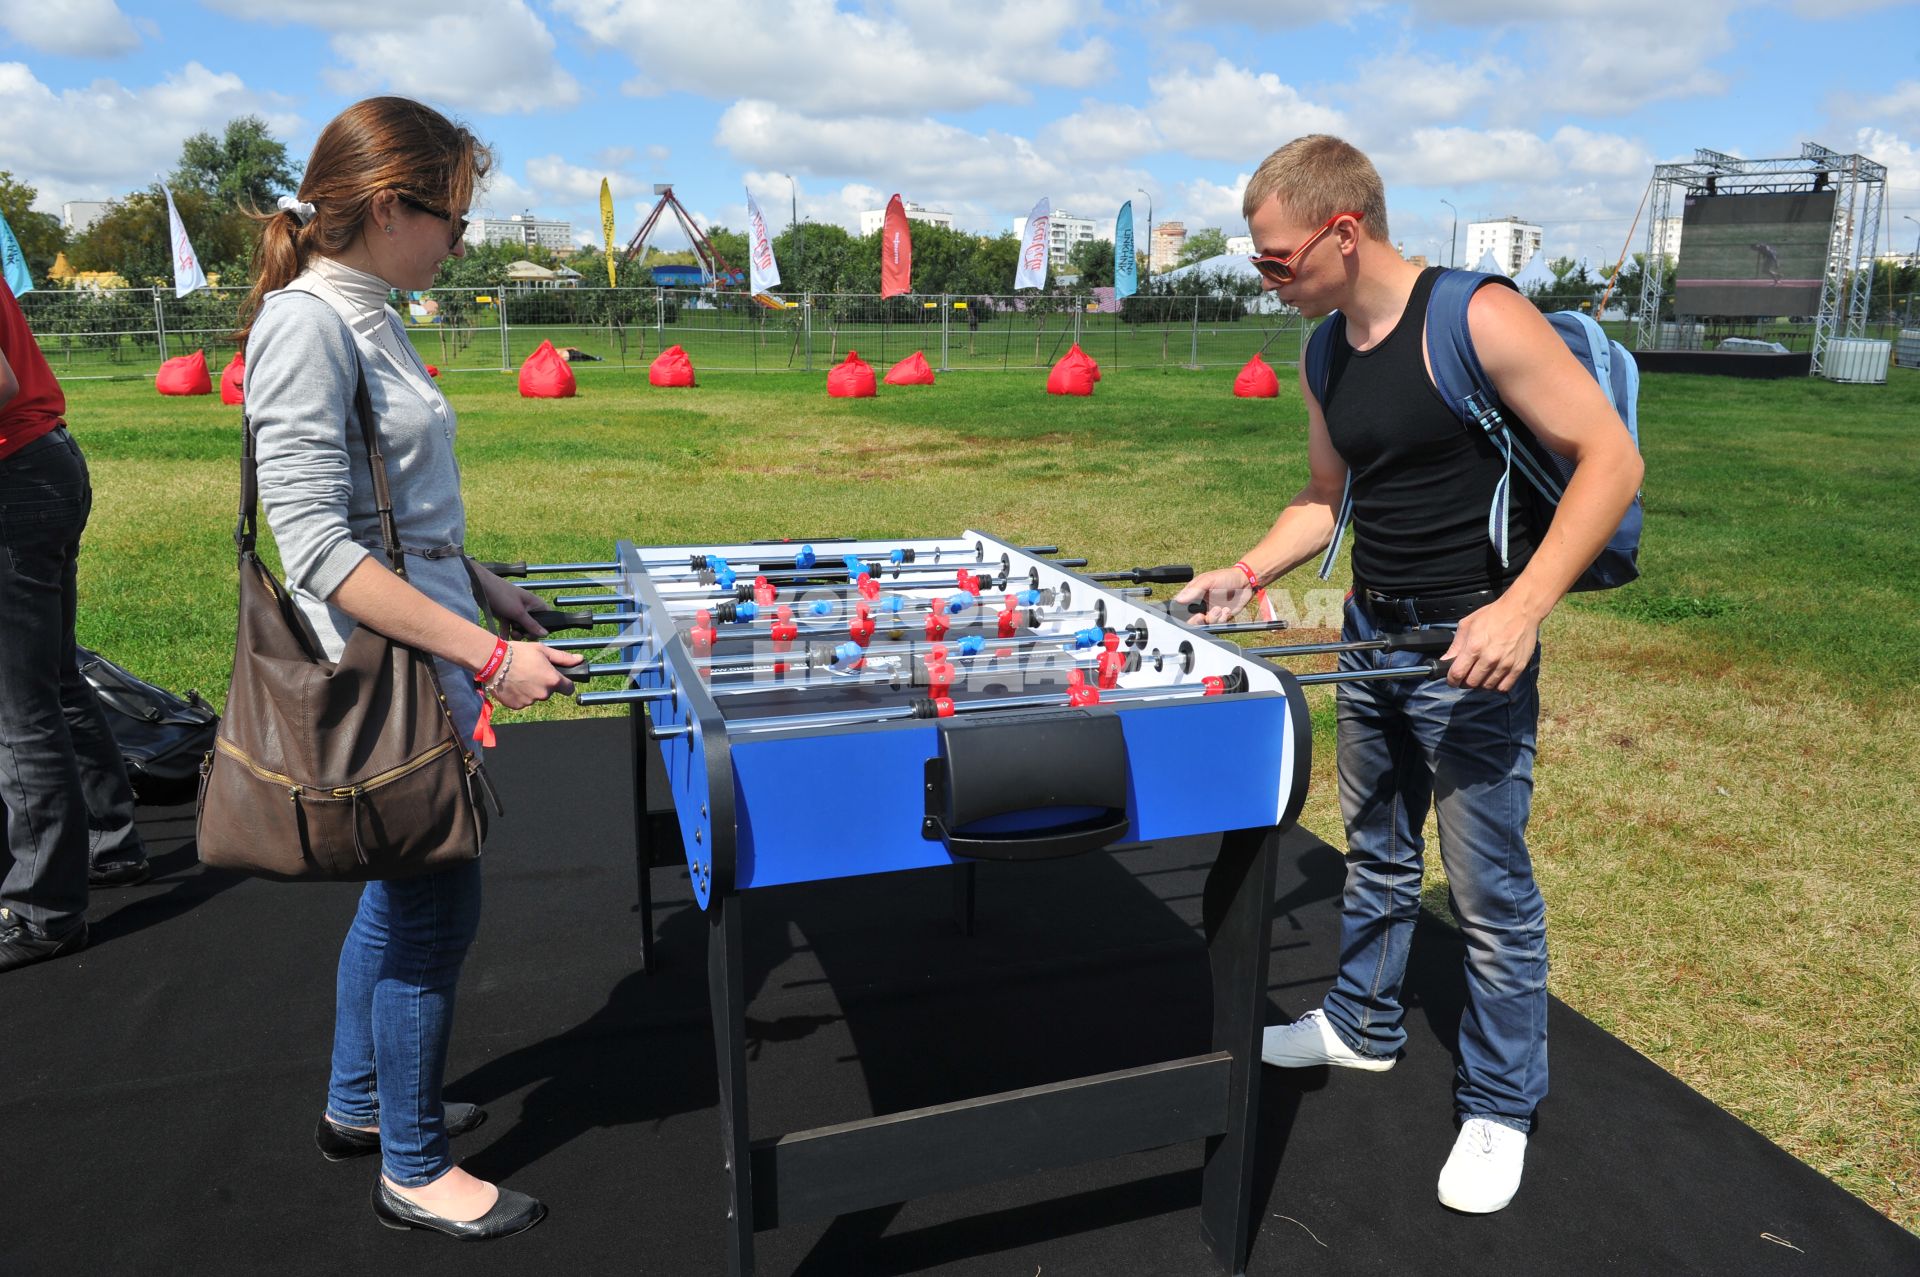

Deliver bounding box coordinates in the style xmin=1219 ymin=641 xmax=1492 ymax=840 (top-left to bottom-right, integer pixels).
xmin=1634 ymin=144 xmax=1888 ymax=375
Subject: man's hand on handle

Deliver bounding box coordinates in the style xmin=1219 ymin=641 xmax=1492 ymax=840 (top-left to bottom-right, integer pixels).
xmin=1173 ymin=568 xmax=1256 ymax=625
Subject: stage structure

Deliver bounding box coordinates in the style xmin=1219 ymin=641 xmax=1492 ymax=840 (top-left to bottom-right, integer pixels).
xmin=1636 ymin=144 xmax=1887 ymax=376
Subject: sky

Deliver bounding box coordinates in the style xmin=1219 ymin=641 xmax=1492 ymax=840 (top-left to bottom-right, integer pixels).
xmin=3 ymin=0 xmax=1918 ymax=268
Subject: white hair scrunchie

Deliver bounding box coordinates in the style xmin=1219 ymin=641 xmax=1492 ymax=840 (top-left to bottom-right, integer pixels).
xmin=276 ymin=195 xmax=317 ymax=224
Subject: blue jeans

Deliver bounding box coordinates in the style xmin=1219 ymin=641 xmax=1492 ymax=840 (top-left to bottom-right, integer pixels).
xmin=0 ymin=429 xmax=144 ymax=934
xmin=1321 ymin=597 xmax=1547 ymax=1132
xmin=326 ymin=859 xmax=484 ymax=1185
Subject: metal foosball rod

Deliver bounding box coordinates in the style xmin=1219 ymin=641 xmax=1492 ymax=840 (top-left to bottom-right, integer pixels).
xmin=591 ymin=667 xmax=1252 ymax=733
xmin=646 ymin=557 xmax=1091 ymax=596
xmin=649 ymin=588 xmax=1154 ymax=632
xmin=480 ymin=545 xmax=1073 ymax=585
xmin=566 ymin=620 xmax=1149 ymax=685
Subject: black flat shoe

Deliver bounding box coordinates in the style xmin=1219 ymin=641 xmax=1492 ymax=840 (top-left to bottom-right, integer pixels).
xmin=372 ymin=1178 xmax=546 ymax=1240
xmin=88 ymin=857 xmax=151 ymax=888
xmin=316 ymin=1103 xmax=488 ymax=1161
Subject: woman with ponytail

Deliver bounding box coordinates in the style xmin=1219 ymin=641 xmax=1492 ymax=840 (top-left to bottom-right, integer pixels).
xmin=243 ymin=96 xmax=577 ymax=1240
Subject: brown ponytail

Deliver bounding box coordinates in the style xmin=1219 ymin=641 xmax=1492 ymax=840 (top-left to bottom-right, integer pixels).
xmin=237 ymin=96 xmax=493 ymax=342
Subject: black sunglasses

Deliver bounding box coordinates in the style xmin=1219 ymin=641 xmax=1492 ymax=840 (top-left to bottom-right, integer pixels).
xmin=396 ymin=194 xmax=468 ymax=248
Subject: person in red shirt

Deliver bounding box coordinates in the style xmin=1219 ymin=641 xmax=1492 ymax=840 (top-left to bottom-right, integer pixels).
xmin=0 ymin=278 xmax=150 ymax=973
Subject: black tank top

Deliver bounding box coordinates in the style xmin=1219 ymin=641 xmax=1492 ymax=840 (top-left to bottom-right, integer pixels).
xmin=1321 ymin=267 xmax=1536 ymax=596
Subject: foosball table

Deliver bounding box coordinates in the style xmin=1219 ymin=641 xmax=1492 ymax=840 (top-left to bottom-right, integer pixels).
xmin=489 ymin=531 xmax=1450 ymax=1275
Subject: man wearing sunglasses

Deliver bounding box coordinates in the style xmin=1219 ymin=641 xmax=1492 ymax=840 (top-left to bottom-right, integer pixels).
xmin=1176 ymin=135 xmax=1642 ymax=1215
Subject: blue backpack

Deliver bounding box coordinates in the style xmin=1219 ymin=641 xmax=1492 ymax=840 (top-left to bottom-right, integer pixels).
xmin=1305 ymin=269 xmax=1642 ymax=592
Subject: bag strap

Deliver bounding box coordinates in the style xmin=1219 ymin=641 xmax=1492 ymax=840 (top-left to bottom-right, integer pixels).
xmin=237 ymin=295 xmax=407 ymax=578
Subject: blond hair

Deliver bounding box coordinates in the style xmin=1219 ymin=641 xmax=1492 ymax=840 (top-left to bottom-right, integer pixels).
xmin=1242 ymin=135 xmax=1390 ymax=243
xmin=239 ymin=96 xmax=492 ymax=341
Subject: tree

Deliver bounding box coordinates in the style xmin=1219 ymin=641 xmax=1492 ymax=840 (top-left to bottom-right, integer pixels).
xmin=1067 ymin=237 xmax=1115 ymax=288
xmin=1176 ymin=227 xmax=1229 ymax=268
xmin=703 ymin=225 xmax=750 ymax=279
xmin=172 ymin=116 xmax=300 ymax=212
xmin=955 ymin=232 xmax=1021 ymax=297
xmin=0 ymin=171 xmax=65 ymax=284
xmin=67 ymin=186 xmax=256 ymax=288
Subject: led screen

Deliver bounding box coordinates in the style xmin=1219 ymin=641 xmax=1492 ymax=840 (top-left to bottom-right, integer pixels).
xmin=1674 ymin=191 xmax=1835 ymax=317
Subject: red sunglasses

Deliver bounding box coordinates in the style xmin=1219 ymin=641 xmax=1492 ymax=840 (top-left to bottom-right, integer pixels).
xmin=1249 ymin=211 xmax=1363 ymax=284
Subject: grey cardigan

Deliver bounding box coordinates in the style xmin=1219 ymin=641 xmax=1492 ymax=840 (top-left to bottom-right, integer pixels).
xmin=246 ymin=279 xmax=483 ymax=736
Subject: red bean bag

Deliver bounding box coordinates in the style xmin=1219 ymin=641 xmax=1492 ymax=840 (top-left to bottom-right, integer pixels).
xmin=1046 ymin=344 xmax=1096 ymax=396
xmin=883 ymin=351 xmax=935 ymax=387
xmin=1233 ymin=352 xmax=1280 ymax=398
xmin=827 ymin=350 xmax=877 ymax=398
xmin=426 ymin=364 xmax=440 ymax=379
xmin=156 ymin=350 xmax=212 ymax=396
xmin=518 ymin=339 xmax=576 ymax=398
xmin=649 ymin=344 xmax=696 ymax=388
xmin=219 ymin=351 xmax=246 ymax=405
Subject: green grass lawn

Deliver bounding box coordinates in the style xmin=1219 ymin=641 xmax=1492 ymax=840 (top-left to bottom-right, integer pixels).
xmin=61 ymin=363 xmax=1920 ymax=1233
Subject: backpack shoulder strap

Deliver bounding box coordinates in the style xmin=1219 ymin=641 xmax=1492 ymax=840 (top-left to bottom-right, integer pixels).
xmin=1424 ymin=268 xmax=1517 ymax=421
xmin=1303 ymin=310 xmax=1345 ymax=406
xmin=1303 ymin=311 xmax=1353 ymax=581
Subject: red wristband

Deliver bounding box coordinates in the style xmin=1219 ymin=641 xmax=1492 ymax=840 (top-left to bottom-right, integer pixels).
xmin=474 ymin=637 xmax=509 ymax=685
xmin=1233 ymin=561 xmax=1278 ymax=624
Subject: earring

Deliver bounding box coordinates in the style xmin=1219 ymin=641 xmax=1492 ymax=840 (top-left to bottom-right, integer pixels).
xmin=384 ymin=224 xmax=394 ymax=235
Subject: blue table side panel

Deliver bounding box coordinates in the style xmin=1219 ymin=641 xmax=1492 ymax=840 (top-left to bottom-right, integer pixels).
xmin=729 ymin=695 xmax=1295 ymax=891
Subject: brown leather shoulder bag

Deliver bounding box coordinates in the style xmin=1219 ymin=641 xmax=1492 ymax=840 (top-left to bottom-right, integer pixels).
xmin=196 ymin=341 xmax=500 ymax=881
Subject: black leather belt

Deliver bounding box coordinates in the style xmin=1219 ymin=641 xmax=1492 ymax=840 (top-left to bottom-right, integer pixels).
xmin=1356 ymin=586 xmax=1501 ymax=628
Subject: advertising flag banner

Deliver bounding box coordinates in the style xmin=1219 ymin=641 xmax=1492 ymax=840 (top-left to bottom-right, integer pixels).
xmin=1114 ymin=200 xmax=1137 ymax=300
xmin=880 ymin=194 xmax=912 ymax=298
xmin=746 ymin=188 xmax=782 ymax=295
xmin=0 ymin=211 xmax=32 ymax=296
xmin=163 ymin=186 xmax=207 ymax=298
xmin=600 ymin=178 xmax=617 ymax=287
xmin=1015 ymin=197 xmax=1050 ymax=291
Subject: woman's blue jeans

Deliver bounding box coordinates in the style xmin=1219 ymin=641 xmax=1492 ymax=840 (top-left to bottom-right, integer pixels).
xmin=325 ymin=857 xmax=483 ymax=1186
xmin=1321 ymin=597 xmax=1548 ymax=1133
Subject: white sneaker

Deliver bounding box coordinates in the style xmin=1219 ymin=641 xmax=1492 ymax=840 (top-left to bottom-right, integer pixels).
xmin=1437 ymin=1118 xmax=1527 ymax=1213
xmin=1259 ymin=1009 xmax=1396 ymax=1071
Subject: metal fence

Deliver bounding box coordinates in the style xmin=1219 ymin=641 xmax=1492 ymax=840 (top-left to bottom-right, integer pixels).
xmin=21 ymin=285 xmax=1312 ymax=379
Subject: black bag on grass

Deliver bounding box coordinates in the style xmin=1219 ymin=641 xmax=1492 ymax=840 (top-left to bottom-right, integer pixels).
xmin=76 ymin=645 xmax=219 ymax=806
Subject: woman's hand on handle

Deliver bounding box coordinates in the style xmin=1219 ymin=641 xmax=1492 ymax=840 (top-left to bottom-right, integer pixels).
xmin=491 ymin=642 xmax=584 ymax=709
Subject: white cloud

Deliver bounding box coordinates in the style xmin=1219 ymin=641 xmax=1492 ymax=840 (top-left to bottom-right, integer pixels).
xmin=0 ymin=61 xmax=300 ymax=210
xmin=524 ymin=154 xmax=648 ymax=203
xmin=1043 ymin=102 xmax=1161 ymax=166
xmin=1376 ymin=126 xmax=1562 ymax=187
xmin=1344 ymin=50 xmax=1515 ymax=124
xmin=1787 ymin=0 xmax=1910 ymax=14
xmin=471 ymin=170 xmax=538 ymax=218
xmin=1164 ymin=0 xmax=1342 ymax=27
xmin=716 ymin=99 xmax=1062 ymax=201
xmin=1853 ymin=128 xmax=1920 ymax=196
xmin=1549 ymin=126 xmax=1653 ymax=178
xmin=558 ymin=0 xmax=1110 ymax=113
xmin=1148 ymin=61 xmax=1347 ymax=163
xmin=201 ymin=0 xmax=579 ymax=115
xmin=0 ymin=0 xmax=139 ymax=56
xmin=1176 ymin=173 xmax=1251 ymax=232
xmin=1833 ymin=80 xmax=1920 ymax=138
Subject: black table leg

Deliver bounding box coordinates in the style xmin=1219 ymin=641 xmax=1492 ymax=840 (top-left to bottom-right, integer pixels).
xmin=630 ymin=704 xmax=656 ymax=972
xmin=950 ymin=861 xmax=977 ymax=936
xmin=709 ymin=892 xmax=755 ymax=1276
xmin=1199 ymin=826 xmax=1279 ymax=1276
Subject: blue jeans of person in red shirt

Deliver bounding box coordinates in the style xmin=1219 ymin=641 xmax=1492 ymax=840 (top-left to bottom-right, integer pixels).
xmin=0 ymin=428 xmax=145 ymax=936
